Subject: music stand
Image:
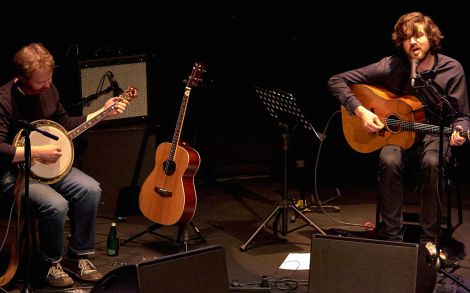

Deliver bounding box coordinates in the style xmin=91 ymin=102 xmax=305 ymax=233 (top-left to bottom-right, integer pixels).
xmin=240 ymin=86 xmax=327 ymax=251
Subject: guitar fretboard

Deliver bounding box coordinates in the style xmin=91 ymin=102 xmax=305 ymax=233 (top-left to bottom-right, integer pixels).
xmin=386 ymin=118 xmax=453 ymax=135
xmin=168 ymin=87 xmax=191 ymax=161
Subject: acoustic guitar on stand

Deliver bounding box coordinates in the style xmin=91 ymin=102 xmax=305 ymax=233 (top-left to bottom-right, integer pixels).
xmin=341 ymin=84 xmax=470 ymax=153
xmin=139 ymin=62 xmax=204 ymax=225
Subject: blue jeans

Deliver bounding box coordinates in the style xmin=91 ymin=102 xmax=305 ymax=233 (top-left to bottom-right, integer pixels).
xmin=1 ymin=167 xmax=101 ymax=263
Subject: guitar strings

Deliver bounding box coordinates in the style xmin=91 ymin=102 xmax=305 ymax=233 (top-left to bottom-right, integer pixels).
xmin=376 ymin=116 xmax=453 ymax=135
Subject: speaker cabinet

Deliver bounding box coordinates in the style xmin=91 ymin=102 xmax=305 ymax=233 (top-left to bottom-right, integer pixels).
xmin=308 ymin=235 xmax=436 ymax=293
xmin=76 ymin=123 xmax=157 ymax=217
xmin=79 ymin=55 xmax=148 ymax=121
xmin=91 ymin=245 xmax=230 ymax=293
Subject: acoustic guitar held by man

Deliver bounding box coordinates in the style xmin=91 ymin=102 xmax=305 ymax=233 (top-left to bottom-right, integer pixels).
xmin=328 ymin=12 xmax=470 ymax=265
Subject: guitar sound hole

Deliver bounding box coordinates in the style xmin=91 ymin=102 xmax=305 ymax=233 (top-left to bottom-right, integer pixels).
xmin=386 ymin=114 xmax=400 ymax=133
xmin=163 ymin=160 xmax=176 ymax=175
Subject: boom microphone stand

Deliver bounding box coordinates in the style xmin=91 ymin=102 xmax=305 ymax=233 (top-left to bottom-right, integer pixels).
xmin=240 ymin=86 xmax=327 ymax=251
xmin=412 ymin=77 xmax=470 ymax=292
xmin=76 ymin=85 xmax=114 ymax=107
xmin=0 ymin=112 xmax=58 ymax=292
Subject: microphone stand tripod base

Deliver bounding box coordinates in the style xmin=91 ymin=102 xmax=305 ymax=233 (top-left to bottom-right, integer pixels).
xmin=435 ymin=258 xmax=470 ymax=292
xmin=300 ymin=188 xmax=343 ymax=214
xmin=229 ymin=287 xmax=271 ymax=292
xmin=295 ymin=199 xmax=341 ymax=213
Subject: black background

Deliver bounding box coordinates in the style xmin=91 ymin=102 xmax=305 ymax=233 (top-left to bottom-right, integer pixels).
xmin=1 ymin=2 xmax=469 ymax=190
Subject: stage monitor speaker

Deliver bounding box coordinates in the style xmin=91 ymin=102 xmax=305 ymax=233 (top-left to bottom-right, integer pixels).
xmin=91 ymin=245 xmax=230 ymax=293
xmin=79 ymin=55 xmax=148 ymax=121
xmin=308 ymin=234 xmax=436 ymax=293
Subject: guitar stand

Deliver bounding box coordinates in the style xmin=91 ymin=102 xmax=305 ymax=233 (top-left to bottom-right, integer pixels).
xmin=121 ymin=221 xmax=206 ymax=252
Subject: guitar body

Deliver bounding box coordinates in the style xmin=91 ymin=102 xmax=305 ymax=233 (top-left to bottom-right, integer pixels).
xmin=342 ymin=84 xmax=425 ymax=153
xmin=139 ymin=142 xmax=200 ymax=225
xmin=0 ymin=173 xmax=23 ymax=286
xmin=0 ymin=222 xmax=19 ymax=286
xmin=139 ymin=63 xmax=204 ymax=225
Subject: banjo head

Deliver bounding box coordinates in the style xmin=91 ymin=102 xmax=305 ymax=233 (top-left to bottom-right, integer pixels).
xmin=13 ymin=120 xmax=74 ymax=184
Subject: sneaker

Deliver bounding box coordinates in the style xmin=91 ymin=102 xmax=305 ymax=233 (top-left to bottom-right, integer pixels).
xmin=45 ymin=263 xmax=74 ymax=287
xmin=424 ymin=242 xmax=459 ymax=268
xmin=425 ymin=242 xmax=447 ymax=261
xmin=61 ymin=257 xmax=103 ymax=282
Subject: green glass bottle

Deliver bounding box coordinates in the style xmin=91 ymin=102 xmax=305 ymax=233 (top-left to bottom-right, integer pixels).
xmin=107 ymin=222 xmax=119 ymax=256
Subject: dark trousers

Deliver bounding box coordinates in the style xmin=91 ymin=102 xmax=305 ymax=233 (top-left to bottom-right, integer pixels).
xmin=377 ymin=135 xmax=451 ymax=243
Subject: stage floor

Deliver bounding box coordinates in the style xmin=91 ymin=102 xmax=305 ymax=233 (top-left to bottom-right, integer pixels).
xmin=4 ymin=176 xmax=470 ymax=292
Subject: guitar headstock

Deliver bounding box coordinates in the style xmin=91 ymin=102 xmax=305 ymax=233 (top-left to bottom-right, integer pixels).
xmin=121 ymin=86 xmax=139 ymax=102
xmin=186 ymin=62 xmax=205 ymax=88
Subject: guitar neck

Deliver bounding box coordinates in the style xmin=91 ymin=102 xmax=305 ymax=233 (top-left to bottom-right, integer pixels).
xmin=169 ymin=87 xmax=192 ymax=161
xmin=390 ymin=119 xmax=470 ymax=137
xmin=394 ymin=119 xmax=452 ymax=135
xmin=68 ymin=101 xmax=120 ymax=140
xmin=166 ymin=62 xmax=204 ymax=161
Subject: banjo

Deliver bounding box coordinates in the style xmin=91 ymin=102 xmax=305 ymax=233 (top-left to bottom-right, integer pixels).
xmin=13 ymin=86 xmax=138 ymax=184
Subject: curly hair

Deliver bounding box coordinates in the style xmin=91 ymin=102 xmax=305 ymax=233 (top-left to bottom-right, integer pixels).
xmin=392 ymin=12 xmax=444 ymax=54
xmin=13 ymin=43 xmax=55 ymax=78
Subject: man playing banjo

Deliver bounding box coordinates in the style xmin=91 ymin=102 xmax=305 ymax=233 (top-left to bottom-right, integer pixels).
xmin=0 ymin=43 xmax=130 ymax=287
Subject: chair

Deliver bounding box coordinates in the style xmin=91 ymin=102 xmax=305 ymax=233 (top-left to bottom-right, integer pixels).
xmin=443 ymin=155 xmax=464 ymax=235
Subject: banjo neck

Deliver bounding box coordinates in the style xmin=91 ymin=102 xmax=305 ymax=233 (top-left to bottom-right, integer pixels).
xmin=68 ymin=102 xmax=119 ymax=140
xmin=68 ymin=86 xmax=138 ymax=140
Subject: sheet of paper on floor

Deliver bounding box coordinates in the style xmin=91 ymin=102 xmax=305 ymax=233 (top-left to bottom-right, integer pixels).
xmin=279 ymin=253 xmax=310 ymax=270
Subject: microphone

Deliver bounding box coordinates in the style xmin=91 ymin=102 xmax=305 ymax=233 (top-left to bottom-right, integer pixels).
xmin=107 ymin=71 xmax=124 ymax=96
xmin=410 ymin=59 xmax=419 ymax=87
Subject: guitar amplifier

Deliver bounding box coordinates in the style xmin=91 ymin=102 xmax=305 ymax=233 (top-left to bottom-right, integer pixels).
xmin=79 ymin=55 xmax=149 ymax=121
xmin=77 ymin=123 xmax=158 ymax=218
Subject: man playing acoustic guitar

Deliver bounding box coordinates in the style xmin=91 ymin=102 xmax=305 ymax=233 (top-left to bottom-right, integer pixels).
xmin=328 ymin=12 xmax=470 ymax=264
xmin=0 ymin=43 xmax=129 ymax=287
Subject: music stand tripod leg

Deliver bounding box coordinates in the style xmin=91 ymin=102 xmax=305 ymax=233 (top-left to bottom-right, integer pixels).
xmin=240 ymin=204 xmax=282 ymax=251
